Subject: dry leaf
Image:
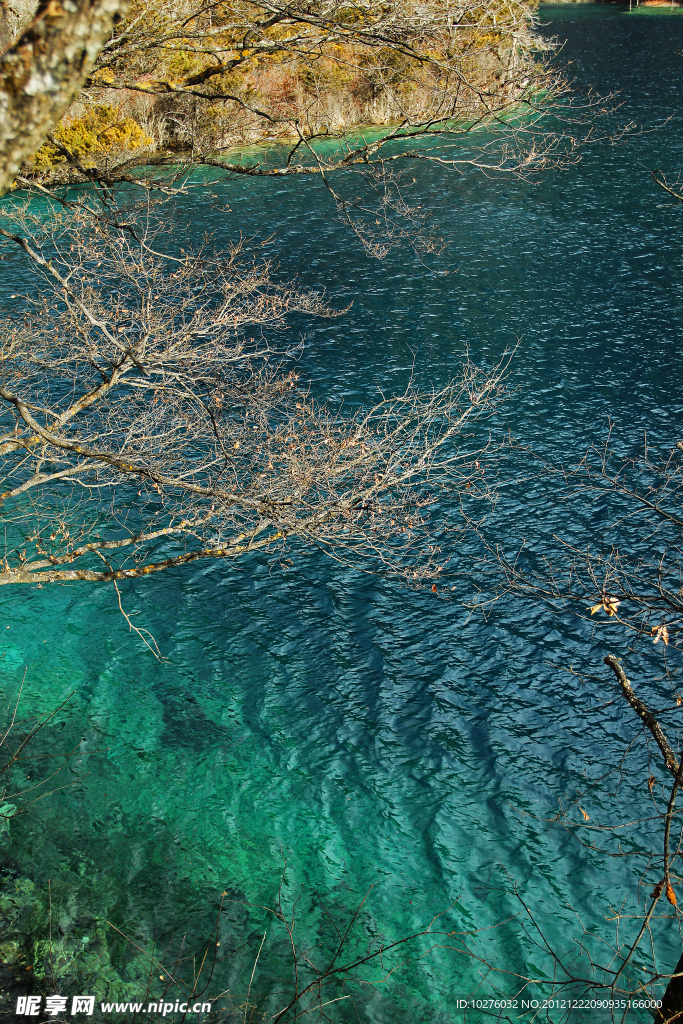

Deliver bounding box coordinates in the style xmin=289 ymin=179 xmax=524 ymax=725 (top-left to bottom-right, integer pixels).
xmin=652 ymin=624 xmax=670 ymax=646
xmin=667 ymin=882 xmax=678 ymax=906
xmin=652 ymin=881 xmax=664 ymax=900
xmin=648 ymin=775 xmax=656 ymax=792
xmin=431 ymin=584 xmax=438 ymax=594
xmin=588 ymin=596 xmax=620 ymax=617
xmin=580 ymin=808 xmax=590 ymax=822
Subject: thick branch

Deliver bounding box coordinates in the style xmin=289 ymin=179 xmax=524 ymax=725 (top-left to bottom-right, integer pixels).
xmin=0 ymin=533 xmax=280 ymax=584
xmin=604 ymin=654 xmax=679 ymax=778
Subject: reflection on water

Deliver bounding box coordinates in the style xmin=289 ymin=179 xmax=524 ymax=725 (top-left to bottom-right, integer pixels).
xmin=2 ymin=5 xmax=683 ymax=1020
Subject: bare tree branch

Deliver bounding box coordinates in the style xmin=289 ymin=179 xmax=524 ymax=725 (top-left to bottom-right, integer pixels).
xmin=0 ymin=195 xmax=507 ymax=588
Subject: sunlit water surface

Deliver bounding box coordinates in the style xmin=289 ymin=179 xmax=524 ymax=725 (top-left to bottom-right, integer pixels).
xmin=2 ymin=6 xmax=683 ymax=1021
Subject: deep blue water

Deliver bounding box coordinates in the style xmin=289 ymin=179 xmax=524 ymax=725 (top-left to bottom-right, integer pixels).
xmin=1 ymin=6 xmax=683 ymax=1021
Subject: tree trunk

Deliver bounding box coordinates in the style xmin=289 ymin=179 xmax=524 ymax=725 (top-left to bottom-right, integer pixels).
xmin=656 ymin=952 xmax=683 ymax=1024
xmin=0 ymin=0 xmax=130 ymax=195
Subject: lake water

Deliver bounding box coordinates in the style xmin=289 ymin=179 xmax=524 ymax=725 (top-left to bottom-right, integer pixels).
xmin=2 ymin=5 xmax=683 ymax=1021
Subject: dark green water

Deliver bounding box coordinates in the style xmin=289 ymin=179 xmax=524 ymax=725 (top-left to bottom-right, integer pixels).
xmin=2 ymin=6 xmax=683 ymax=1021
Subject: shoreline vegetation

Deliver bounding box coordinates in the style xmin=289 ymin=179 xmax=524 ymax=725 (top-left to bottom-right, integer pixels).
xmin=8 ymin=0 xmax=552 ymax=187
xmin=8 ymin=0 xmax=669 ymax=191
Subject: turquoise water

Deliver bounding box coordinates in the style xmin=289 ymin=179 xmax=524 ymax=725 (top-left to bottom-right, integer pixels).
xmin=2 ymin=6 xmax=683 ymax=1021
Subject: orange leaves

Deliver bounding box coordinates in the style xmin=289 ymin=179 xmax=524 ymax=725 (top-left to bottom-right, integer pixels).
xmin=648 ymin=774 xmax=656 ymax=792
xmin=579 ymin=808 xmax=589 ymax=822
xmin=431 ymin=584 xmax=438 ymax=594
xmin=588 ymin=596 xmax=620 ymax=617
xmin=651 ymin=880 xmax=679 ymax=906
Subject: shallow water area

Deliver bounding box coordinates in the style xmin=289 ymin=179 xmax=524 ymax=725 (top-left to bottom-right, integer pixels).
xmin=1 ymin=5 xmax=683 ymax=1021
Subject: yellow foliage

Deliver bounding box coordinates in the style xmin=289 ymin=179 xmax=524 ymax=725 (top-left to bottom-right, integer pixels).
xmin=33 ymin=105 xmax=153 ymax=170
xmin=164 ymin=48 xmax=207 ymax=78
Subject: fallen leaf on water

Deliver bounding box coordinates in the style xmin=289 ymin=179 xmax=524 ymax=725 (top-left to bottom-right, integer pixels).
xmin=580 ymin=808 xmax=589 ymax=822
